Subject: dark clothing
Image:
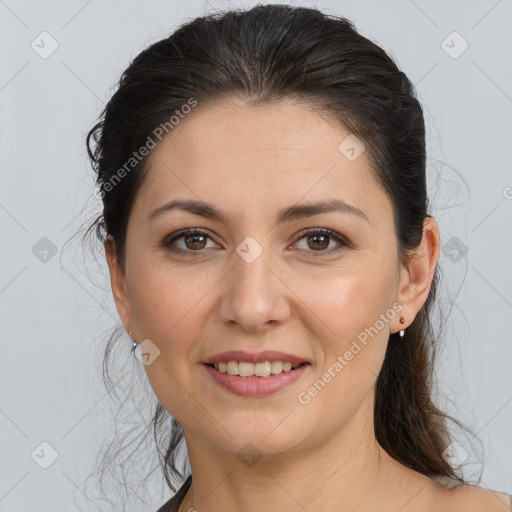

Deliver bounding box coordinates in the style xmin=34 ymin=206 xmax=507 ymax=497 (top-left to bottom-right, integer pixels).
xmin=155 ymin=475 xmax=192 ymax=512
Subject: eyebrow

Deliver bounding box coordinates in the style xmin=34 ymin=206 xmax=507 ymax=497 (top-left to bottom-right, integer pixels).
xmin=147 ymin=198 xmax=369 ymax=224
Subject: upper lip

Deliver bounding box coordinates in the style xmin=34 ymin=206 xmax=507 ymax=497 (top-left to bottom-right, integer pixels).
xmin=203 ymin=350 xmax=310 ymax=365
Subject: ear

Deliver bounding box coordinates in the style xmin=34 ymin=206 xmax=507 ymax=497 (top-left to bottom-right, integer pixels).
xmin=393 ymin=217 xmax=440 ymax=333
xmin=104 ymin=235 xmax=134 ymax=333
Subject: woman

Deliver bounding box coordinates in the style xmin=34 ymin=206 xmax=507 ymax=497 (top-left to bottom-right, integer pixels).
xmin=85 ymin=4 xmax=511 ymax=511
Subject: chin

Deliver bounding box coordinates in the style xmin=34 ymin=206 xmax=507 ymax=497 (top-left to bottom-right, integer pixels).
xmin=202 ymin=414 xmax=310 ymax=457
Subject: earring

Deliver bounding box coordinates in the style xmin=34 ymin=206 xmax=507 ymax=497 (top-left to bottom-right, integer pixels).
xmin=399 ymin=315 xmax=406 ymax=338
xmin=129 ymin=330 xmax=138 ymax=356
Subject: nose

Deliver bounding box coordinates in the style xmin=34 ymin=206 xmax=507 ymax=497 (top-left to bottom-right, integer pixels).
xmin=218 ymin=241 xmax=291 ymax=332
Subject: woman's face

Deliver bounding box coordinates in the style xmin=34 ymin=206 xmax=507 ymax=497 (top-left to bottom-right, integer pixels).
xmin=107 ymin=97 xmax=428 ymax=458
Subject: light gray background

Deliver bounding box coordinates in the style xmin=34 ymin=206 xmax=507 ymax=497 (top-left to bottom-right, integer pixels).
xmin=1 ymin=0 xmax=511 ymax=510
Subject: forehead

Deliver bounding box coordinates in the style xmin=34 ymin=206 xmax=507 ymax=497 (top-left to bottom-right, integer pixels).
xmin=133 ymin=97 xmax=391 ymax=227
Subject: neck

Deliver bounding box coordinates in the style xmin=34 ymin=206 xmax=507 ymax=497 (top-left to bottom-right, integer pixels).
xmin=178 ymin=400 xmax=421 ymax=512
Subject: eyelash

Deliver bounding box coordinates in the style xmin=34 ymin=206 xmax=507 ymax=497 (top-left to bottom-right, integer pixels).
xmin=162 ymin=227 xmax=350 ymax=258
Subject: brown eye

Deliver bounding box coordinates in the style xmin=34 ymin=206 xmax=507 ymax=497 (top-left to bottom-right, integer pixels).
xmin=163 ymin=228 xmax=217 ymax=254
xmin=183 ymin=233 xmax=207 ymax=250
xmin=292 ymin=228 xmax=349 ymax=256
xmin=306 ymin=233 xmax=330 ymax=251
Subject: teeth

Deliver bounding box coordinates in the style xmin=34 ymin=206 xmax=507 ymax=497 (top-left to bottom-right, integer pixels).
xmin=227 ymin=361 xmax=238 ymax=375
xmin=271 ymin=361 xmax=283 ymax=374
xmin=239 ymin=361 xmax=256 ymax=377
xmin=282 ymin=362 xmax=292 ymax=372
xmin=211 ymin=360 xmax=302 ymax=377
xmin=255 ymin=361 xmax=271 ymax=377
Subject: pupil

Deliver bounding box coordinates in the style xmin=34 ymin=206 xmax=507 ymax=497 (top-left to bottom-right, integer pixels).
xmin=309 ymin=234 xmax=328 ymax=250
xmin=186 ymin=235 xmax=206 ymax=250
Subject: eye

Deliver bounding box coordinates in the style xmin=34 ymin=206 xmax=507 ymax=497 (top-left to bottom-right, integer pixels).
xmin=291 ymin=228 xmax=349 ymax=257
xmin=162 ymin=228 xmax=219 ymax=254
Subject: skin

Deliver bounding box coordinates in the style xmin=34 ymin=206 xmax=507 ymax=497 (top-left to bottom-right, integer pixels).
xmin=105 ymin=97 xmax=508 ymax=512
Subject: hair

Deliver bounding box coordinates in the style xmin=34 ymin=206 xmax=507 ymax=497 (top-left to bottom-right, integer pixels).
xmin=82 ymin=2 xmax=478 ymax=506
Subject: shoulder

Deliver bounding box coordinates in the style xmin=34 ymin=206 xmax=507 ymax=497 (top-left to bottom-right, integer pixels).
xmin=443 ymin=484 xmax=511 ymax=512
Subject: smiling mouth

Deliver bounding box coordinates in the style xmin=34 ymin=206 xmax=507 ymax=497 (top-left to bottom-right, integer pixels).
xmin=204 ymin=361 xmax=310 ymax=378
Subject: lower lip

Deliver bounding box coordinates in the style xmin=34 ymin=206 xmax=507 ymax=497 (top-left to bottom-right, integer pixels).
xmin=202 ymin=363 xmax=310 ymax=397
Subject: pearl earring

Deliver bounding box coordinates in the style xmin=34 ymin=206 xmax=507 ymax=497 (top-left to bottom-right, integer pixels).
xmin=399 ymin=315 xmax=406 ymax=338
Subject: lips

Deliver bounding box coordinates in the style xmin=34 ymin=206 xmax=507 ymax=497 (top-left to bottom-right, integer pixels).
xmin=202 ymin=359 xmax=310 ymax=396
xmin=203 ymin=350 xmax=309 ymax=365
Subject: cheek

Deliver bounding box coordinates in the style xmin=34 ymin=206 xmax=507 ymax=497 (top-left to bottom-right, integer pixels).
xmin=293 ymin=257 xmax=397 ymax=340
xmin=127 ymin=255 xmax=217 ymax=342
xmin=292 ymin=261 xmax=397 ymax=393
xmin=127 ymin=263 xmax=213 ymax=421
xmin=290 ymin=302 xmax=390 ymax=433
xmin=126 ymin=257 xmax=221 ymax=387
